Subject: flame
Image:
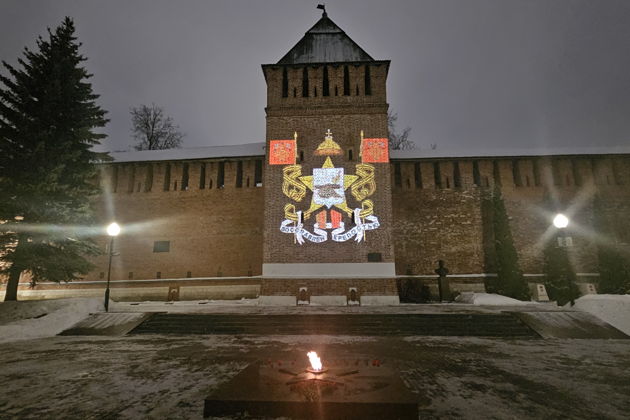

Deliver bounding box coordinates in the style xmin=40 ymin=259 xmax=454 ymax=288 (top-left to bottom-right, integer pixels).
xmin=307 ymin=351 xmax=322 ymax=371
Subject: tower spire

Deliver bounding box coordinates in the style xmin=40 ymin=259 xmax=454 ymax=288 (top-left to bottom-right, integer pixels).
xmin=317 ymin=4 xmax=327 ymax=17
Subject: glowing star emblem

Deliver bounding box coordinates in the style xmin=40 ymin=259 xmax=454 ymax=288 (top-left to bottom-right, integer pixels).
xmin=278 ymin=130 xmax=381 ymax=244
xmin=299 ymin=157 xmax=358 ymax=218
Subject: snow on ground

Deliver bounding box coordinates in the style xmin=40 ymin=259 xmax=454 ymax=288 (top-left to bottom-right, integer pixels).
xmin=455 ymin=292 xmax=538 ymax=306
xmin=0 ymin=334 xmax=629 ymax=419
xmin=0 ymin=298 xmax=103 ymax=343
xmin=573 ymin=294 xmax=630 ymax=335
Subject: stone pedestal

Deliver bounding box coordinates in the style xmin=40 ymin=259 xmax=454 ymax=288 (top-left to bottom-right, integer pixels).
xmin=204 ymin=359 xmax=420 ymax=419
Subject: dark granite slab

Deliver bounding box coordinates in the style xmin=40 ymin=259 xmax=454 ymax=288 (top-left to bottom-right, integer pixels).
xmin=204 ymin=358 xmax=422 ymax=419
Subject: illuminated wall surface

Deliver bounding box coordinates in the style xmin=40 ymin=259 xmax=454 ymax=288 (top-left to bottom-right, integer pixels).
xmin=271 ymin=131 xmax=388 ymax=245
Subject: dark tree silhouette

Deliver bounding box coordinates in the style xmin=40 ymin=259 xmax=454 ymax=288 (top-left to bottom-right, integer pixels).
xmin=0 ymin=17 xmax=108 ymax=301
xmin=130 ymin=104 xmax=184 ymax=150
xmin=486 ymin=185 xmax=531 ymax=300
xmin=593 ymin=194 xmax=630 ymax=294
xmin=387 ymin=111 xmax=414 ymax=150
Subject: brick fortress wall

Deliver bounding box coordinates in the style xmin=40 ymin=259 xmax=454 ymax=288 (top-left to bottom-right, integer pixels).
xmin=391 ymin=155 xmax=630 ymax=290
xmin=86 ymin=157 xmax=265 ymax=282
xmin=262 ymin=62 xmax=395 ymax=265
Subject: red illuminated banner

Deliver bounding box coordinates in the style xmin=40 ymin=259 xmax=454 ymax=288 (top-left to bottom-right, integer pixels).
xmin=331 ymin=210 xmax=342 ymax=229
xmin=316 ymin=210 xmax=327 ymax=228
xmin=269 ymin=140 xmax=296 ymax=165
xmin=361 ymin=138 xmax=389 ymax=163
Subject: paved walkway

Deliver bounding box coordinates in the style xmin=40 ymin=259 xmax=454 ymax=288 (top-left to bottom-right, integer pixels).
xmin=1 ymin=334 xmax=629 ymax=419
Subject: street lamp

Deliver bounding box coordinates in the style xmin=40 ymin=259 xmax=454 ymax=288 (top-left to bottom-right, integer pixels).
xmin=552 ymin=213 xmax=575 ymax=306
xmin=104 ymin=222 xmax=120 ymax=312
xmin=553 ymin=213 xmax=569 ymax=229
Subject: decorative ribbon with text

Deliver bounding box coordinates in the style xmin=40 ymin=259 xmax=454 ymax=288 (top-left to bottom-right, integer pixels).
xmin=280 ymin=209 xmax=379 ymax=244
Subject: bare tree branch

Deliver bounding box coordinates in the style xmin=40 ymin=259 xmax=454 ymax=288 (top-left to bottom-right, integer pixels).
xmin=130 ymin=104 xmax=184 ymax=150
xmin=387 ymin=111 xmax=415 ymax=150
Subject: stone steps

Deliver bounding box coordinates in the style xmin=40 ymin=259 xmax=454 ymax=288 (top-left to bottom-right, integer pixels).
xmin=128 ymin=313 xmax=539 ymax=338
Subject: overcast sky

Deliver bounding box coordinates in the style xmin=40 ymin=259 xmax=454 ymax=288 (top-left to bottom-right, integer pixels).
xmin=2 ymin=0 xmax=629 ymax=153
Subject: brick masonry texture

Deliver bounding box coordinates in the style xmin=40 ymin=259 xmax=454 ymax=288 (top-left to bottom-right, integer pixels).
xmin=260 ymin=278 xmax=398 ymax=297
xmin=86 ymin=157 xmax=264 ymax=282
xmin=9 ymin=51 xmax=630 ymax=301
xmin=263 ymin=64 xmax=395 ymax=266
xmin=391 ymin=156 xmax=630 ymax=280
xmin=80 ymin=154 xmax=630 ymax=287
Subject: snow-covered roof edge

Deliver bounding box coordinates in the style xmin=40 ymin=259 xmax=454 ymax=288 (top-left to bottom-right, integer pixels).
xmin=104 ymin=143 xmax=630 ymax=164
xmin=105 ymin=142 xmax=265 ymax=163
xmin=391 ymin=145 xmax=630 ymax=160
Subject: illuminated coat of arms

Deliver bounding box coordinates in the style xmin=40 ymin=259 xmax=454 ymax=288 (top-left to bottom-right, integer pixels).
xmin=269 ymin=129 xmax=388 ymax=244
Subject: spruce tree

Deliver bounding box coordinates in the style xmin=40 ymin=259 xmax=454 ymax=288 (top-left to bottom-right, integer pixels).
xmin=597 ymin=246 xmax=630 ymax=294
xmin=489 ymin=185 xmax=531 ymax=300
xmin=592 ymin=194 xmax=630 ymax=294
xmin=0 ymin=17 xmax=109 ymax=301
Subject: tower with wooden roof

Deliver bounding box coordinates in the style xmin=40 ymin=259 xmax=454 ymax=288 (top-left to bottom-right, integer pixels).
xmin=260 ymin=6 xmax=398 ymax=305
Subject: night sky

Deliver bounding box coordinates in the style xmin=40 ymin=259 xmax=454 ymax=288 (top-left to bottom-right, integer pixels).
xmin=2 ymin=0 xmax=629 ymax=153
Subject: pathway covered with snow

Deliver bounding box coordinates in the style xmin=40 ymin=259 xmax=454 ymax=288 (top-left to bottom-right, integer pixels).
xmin=1 ymin=296 xmax=629 ymax=418
xmin=0 ymin=334 xmax=629 ymax=419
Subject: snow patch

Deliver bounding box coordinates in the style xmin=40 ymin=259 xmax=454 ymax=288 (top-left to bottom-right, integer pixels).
xmin=573 ymin=294 xmax=630 ymax=335
xmin=108 ymin=142 xmax=265 ymax=163
xmin=0 ymin=298 xmax=103 ymax=343
xmin=455 ymin=292 xmax=537 ymax=306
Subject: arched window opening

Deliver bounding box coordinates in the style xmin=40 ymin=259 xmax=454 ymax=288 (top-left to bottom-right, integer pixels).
xmin=217 ymin=162 xmax=225 ymax=188
xmin=343 ymin=66 xmax=350 ymax=96
xmin=453 ymin=161 xmax=462 ymax=188
xmin=254 ymin=159 xmax=263 ymax=186
xmin=533 ymin=159 xmax=541 ymax=186
xmin=302 ymin=67 xmax=309 ymax=97
xmin=236 ymin=161 xmax=243 ymax=188
xmin=163 ymin=164 xmax=171 ymax=191
xmin=472 ymin=161 xmax=481 ymax=186
xmin=145 ymin=164 xmax=153 ymax=192
xmin=282 ymin=67 xmax=288 ymax=98
xmin=112 ymin=166 xmax=119 ymax=193
xmin=199 ymin=163 xmax=206 ymax=189
xmin=181 ymin=163 xmax=189 ymax=190
xmin=394 ymin=163 xmax=402 ymax=187
xmin=512 ymin=159 xmax=522 ymax=187
xmin=414 ymin=162 xmax=422 ymax=188
xmin=433 ymin=162 xmax=442 ymax=189
xmin=364 ymin=65 xmax=372 ymax=95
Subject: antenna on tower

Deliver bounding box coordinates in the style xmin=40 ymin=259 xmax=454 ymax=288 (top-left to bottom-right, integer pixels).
xmin=317 ymin=4 xmax=327 ymax=17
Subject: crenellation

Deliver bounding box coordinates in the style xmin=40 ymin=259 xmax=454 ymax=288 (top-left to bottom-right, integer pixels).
xmin=16 ymin=11 xmax=630 ymax=304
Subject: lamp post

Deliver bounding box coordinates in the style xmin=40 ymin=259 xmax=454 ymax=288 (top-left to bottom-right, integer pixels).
xmin=553 ymin=213 xmax=575 ymax=305
xmin=104 ymin=222 xmax=120 ymax=312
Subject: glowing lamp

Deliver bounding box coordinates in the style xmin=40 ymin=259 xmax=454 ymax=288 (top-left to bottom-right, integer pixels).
xmin=553 ymin=214 xmax=569 ymax=229
xmin=107 ymin=222 xmax=121 ymax=237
